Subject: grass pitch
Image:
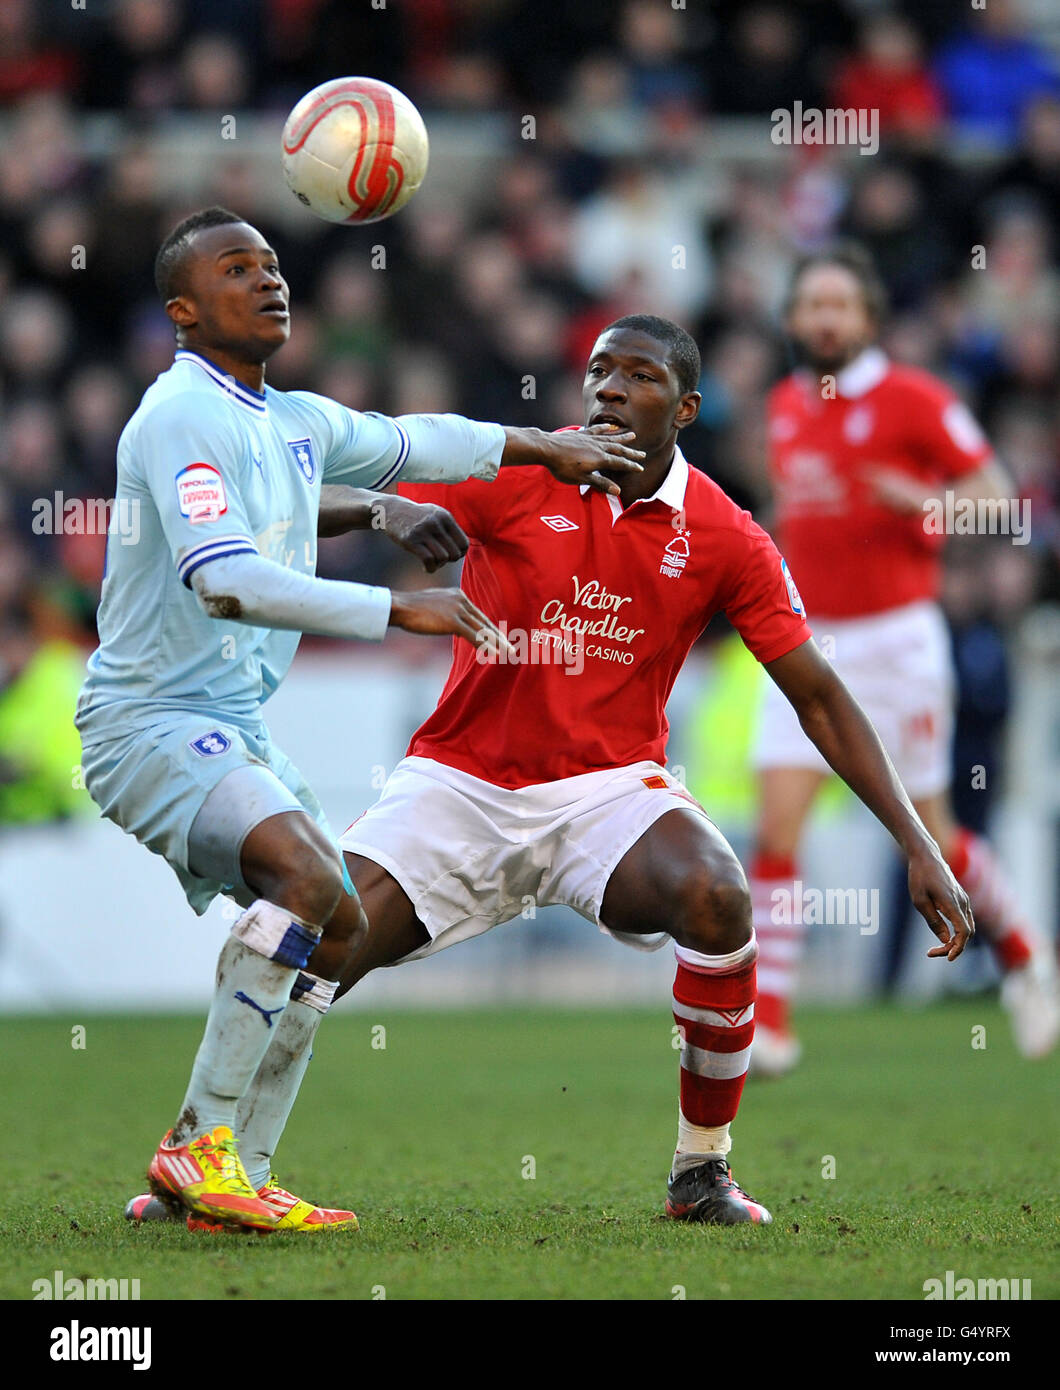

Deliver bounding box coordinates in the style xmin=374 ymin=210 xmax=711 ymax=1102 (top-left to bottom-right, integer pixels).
xmin=1 ymin=1002 xmax=1056 ymax=1301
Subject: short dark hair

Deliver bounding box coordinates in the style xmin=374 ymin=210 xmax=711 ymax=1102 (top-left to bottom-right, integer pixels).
xmin=785 ymin=241 xmax=888 ymax=323
xmin=600 ymin=314 xmax=701 ymax=396
xmin=154 ymin=206 xmax=247 ymax=303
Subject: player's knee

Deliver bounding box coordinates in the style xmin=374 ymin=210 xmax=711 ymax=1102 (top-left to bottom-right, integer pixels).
xmin=251 ymin=842 xmax=345 ymax=926
xmin=671 ymin=861 xmax=751 ymax=955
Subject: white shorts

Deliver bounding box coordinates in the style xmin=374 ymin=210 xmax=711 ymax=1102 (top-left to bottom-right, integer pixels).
xmin=339 ymin=757 xmax=712 ymax=963
xmin=752 ymin=599 xmax=955 ymax=801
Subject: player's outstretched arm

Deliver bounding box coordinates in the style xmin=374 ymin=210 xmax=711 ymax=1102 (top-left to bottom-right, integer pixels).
xmin=499 ymin=423 xmax=645 ymax=496
xmin=325 ymin=410 xmax=643 ymax=496
xmin=865 ymin=458 xmax=1012 ymax=515
xmin=318 ymin=485 xmax=469 ymax=572
xmin=190 ymin=552 xmax=512 ymax=656
xmin=765 ymin=638 xmax=975 ymax=961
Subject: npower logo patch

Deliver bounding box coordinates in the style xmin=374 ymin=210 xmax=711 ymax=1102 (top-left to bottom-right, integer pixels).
xmin=176 ymin=462 xmax=228 ymax=525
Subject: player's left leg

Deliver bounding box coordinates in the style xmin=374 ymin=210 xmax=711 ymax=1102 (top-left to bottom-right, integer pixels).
xmin=130 ymin=878 xmax=368 ymax=1232
xmin=146 ymin=808 xmax=359 ymax=1229
xmin=915 ymin=791 xmax=1059 ymax=1058
xmin=601 ymin=807 xmax=770 ymax=1225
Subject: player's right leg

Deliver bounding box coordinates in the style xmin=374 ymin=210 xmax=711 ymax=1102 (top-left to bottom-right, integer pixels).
xmin=202 ymin=853 xmax=426 ymax=1226
xmin=334 ymin=853 xmax=431 ymax=993
xmin=148 ymin=809 xmax=354 ymax=1230
xmin=914 ymin=792 xmax=1059 ymax=1059
xmin=748 ymin=767 xmax=827 ymax=1076
xmin=601 ymin=805 xmax=771 ymax=1224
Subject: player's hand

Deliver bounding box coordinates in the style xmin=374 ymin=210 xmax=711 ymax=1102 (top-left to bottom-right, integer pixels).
xmin=865 ymin=466 xmax=932 ymax=515
xmin=388 ymin=587 xmax=517 ymax=660
xmin=379 ymin=496 xmax=469 ymax=573
xmin=907 ymin=845 xmax=975 ymax=961
xmin=544 ymin=424 xmax=645 ymax=496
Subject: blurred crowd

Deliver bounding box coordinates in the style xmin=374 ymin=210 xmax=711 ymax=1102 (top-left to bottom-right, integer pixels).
xmin=1 ymin=0 xmax=1059 ymax=820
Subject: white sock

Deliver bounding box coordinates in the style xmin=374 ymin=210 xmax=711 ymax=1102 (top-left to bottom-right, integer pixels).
xmin=170 ymin=901 xmax=322 ymax=1145
xmin=237 ymin=971 xmax=337 ymax=1191
xmin=672 ymin=1114 xmax=731 ymax=1177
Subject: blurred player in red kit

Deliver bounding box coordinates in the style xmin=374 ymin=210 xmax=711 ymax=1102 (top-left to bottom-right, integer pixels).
xmin=749 ymin=245 xmax=1059 ymax=1074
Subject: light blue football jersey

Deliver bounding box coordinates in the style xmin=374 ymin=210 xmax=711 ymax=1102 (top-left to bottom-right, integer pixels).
xmin=76 ymin=349 xmax=504 ymax=736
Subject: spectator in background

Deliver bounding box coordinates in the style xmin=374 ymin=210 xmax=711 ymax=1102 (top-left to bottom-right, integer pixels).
xmin=90 ymin=141 xmax=167 ymax=342
xmin=841 ymin=162 xmax=953 ymax=311
xmin=961 ymin=204 xmax=1060 ymax=337
xmin=572 ymin=160 xmax=713 ymax=320
xmin=0 ymin=0 xmax=79 ymax=104
xmin=0 ymin=94 xmax=84 ymax=215
xmin=982 ymin=94 xmax=1060 ymax=231
xmin=561 ymin=53 xmax=644 ymax=160
xmin=315 ymin=254 xmax=393 ymax=369
xmin=942 ymin=543 xmax=1018 ymax=835
xmin=0 ymin=290 xmax=73 ymax=394
xmin=831 ymin=12 xmax=944 ymax=142
xmin=19 ymin=200 xmax=104 ymax=341
xmin=711 ymin=170 xmax=798 ymax=323
xmin=617 ymin=0 xmax=702 ymax=118
xmin=81 ymin=0 xmax=185 ymax=112
xmin=1 ymin=400 xmax=65 ymax=562
xmin=709 ymin=4 xmax=825 ymax=117
xmin=179 ymin=32 xmax=252 ymax=110
xmin=63 ymin=366 xmax=133 ymax=500
xmin=934 ymin=0 xmax=1060 ymax=145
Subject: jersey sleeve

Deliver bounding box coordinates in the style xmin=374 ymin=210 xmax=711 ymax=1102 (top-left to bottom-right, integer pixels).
xmin=722 ymin=517 xmax=813 ymax=664
xmin=396 ymin=476 xmax=503 ymax=543
xmin=287 ymin=391 xmax=505 ymax=489
xmin=128 ymin=394 xmax=259 ymax=589
xmin=908 ymin=379 xmax=993 ymax=480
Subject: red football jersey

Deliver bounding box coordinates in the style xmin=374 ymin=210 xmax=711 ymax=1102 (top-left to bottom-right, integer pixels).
xmin=768 ymin=349 xmax=992 ymax=618
xmin=399 ymin=446 xmax=811 ymax=788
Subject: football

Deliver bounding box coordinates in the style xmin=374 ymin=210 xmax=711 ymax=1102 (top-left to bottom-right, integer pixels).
xmin=281 ymin=76 xmax=429 ymax=224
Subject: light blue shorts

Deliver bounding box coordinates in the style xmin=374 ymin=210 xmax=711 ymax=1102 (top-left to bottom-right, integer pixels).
xmin=79 ymin=713 xmax=335 ymax=915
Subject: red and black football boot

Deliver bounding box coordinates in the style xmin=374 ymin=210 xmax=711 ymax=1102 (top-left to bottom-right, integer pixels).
xmin=665 ymin=1157 xmax=772 ymax=1224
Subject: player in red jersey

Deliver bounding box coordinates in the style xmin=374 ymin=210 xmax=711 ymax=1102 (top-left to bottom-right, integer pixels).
xmin=320 ymin=315 xmax=971 ymax=1224
xmin=749 ymin=246 xmax=1059 ymax=1074
xmin=125 ymin=315 xmax=973 ymax=1226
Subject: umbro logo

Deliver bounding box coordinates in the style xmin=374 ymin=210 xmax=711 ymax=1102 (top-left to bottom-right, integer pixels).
xmin=540 ymin=515 xmax=579 ymax=532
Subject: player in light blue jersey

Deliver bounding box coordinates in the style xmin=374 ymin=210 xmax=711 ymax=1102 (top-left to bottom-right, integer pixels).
xmin=87 ymin=206 xmax=645 ymax=1232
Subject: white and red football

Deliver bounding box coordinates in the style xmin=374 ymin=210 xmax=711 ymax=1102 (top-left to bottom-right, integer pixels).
xmin=281 ymin=76 xmax=429 ymax=225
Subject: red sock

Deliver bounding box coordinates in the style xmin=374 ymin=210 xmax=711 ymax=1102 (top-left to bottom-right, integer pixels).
xmin=948 ymin=828 xmax=1034 ymax=972
xmin=749 ymin=852 xmax=799 ymax=1035
xmin=672 ymin=942 xmax=757 ymax=1129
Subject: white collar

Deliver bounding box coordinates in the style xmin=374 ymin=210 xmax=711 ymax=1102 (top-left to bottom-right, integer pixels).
xmin=579 ymin=444 xmax=689 ymax=514
xmin=175 ymin=350 xmax=269 ymax=416
xmin=834 ymin=347 xmax=889 ymax=399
